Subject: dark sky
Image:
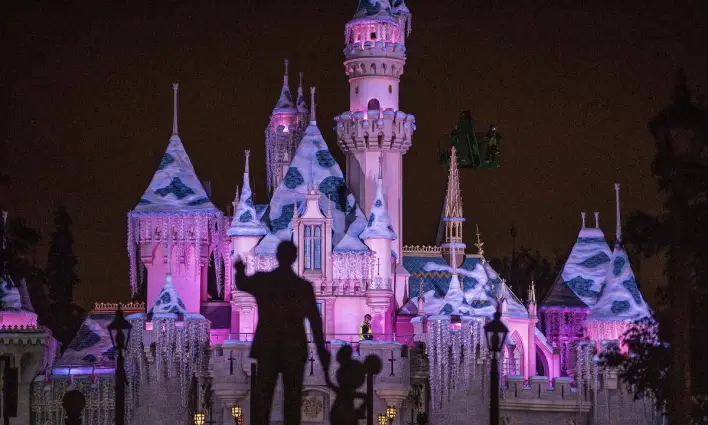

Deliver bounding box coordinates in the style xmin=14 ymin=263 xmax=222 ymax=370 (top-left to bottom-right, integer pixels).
xmin=2 ymin=0 xmax=707 ymax=308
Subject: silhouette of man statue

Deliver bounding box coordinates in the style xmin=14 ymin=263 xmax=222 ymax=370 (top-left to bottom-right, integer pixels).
xmin=235 ymin=241 xmax=331 ymax=425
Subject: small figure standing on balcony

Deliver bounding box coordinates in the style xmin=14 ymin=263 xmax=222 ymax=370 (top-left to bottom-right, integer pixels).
xmin=360 ymin=314 xmax=374 ymax=341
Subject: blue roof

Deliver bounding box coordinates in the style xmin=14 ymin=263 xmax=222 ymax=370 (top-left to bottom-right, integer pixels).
xmin=401 ymin=255 xmax=528 ymax=318
xmin=55 ymin=313 xmax=117 ymax=370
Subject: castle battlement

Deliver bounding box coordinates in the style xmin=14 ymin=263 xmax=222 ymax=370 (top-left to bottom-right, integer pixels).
xmin=335 ymin=109 xmax=415 ymax=153
xmin=344 ymin=43 xmax=407 ymax=78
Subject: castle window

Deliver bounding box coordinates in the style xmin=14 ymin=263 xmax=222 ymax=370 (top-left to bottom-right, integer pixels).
xmin=304 ymin=225 xmax=322 ymax=271
xmin=355 ymin=85 xmax=359 ymax=95
xmin=388 ymin=85 xmax=392 ymax=94
xmin=370 ymin=32 xmax=377 ymax=40
xmin=367 ymin=98 xmax=380 ymax=111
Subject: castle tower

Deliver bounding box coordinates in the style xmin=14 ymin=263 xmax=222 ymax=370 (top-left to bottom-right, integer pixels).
xmin=228 ymin=150 xmax=268 ymax=259
xmin=360 ymin=155 xmax=397 ymax=331
xmin=265 ymin=59 xmax=309 ymax=193
xmin=441 ymin=147 xmax=466 ymax=268
xmin=335 ymin=0 xmax=415 ymax=261
xmin=128 ymin=83 xmax=224 ymax=313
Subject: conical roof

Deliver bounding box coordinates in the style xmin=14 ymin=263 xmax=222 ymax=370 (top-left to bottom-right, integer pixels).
xmin=149 ymin=275 xmax=188 ymax=314
xmin=353 ymin=0 xmax=396 ymax=20
xmin=133 ymin=84 xmax=217 ymax=214
xmin=256 ymin=121 xmax=369 ymax=255
xmin=589 ymin=245 xmax=651 ymax=321
xmin=359 ymin=164 xmax=396 ymax=240
xmin=0 ymin=274 xmax=22 ymax=310
xmin=228 ymin=151 xmax=268 ymax=237
xmin=543 ymin=221 xmax=611 ymax=308
xmin=296 ymin=73 xmax=309 ymax=114
xmin=272 ymin=59 xmax=297 ymax=115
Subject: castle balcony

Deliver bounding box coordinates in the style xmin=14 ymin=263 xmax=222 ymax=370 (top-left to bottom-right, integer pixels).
xmin=335 ymin=109 xmax=415 ymax=153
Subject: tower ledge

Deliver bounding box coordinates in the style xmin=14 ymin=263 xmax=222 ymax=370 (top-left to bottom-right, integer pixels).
xmin=335 ymin=109 xmax=416 ymax=153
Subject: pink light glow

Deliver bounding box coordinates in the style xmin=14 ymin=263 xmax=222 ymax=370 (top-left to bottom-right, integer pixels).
xmin=0 ymin=311 xmax=38 ymax=328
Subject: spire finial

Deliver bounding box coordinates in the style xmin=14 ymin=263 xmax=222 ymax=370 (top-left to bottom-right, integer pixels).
xmin=614 ymin=183 xmax=622 ymax=244
xmin=327 ymin=195 xmax=332 ymax=218
xmin=310 ymin=86 xmax=316 ymax=123
xmin=298 ymin=72 xmax=303 ymax=91
xmin=172 ymin=83 xmax=179 ymax=136
xmin=529 ymin=280 xmax=537 ymax=304
xmin=594 ymin=211 xmax=599 ymax=228
xmin=284 ymin=59 xmax=289 ymax=85
xmin=444 ymin=147 xmax=463 ymax=219
xmin=2 ymin=211 xmax=7 ymax=251
xmin=474 ymin=224 xmax=484 ymax=256
xmin=417 ymin=279 xmax=425 ymax=316
xmin=581 ymin=212 xmax=587 ymax=228
xmin=244 ymin=150 xmax=251 ymax=174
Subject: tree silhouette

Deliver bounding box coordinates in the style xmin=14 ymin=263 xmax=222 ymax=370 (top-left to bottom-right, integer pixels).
xmin=489 ymin=246 xmax=568 ymax=302
xmin=45 ymin=206 xmax=84 ymax=348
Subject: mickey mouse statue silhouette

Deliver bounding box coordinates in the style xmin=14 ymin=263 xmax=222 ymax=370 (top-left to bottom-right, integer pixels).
xmin=326 ymin=345 xmax=382 ymax=425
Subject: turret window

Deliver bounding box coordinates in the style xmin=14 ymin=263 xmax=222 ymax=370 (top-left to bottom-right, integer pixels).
xmin=388 ymin=85 xmax=393 ymax=94
xmin=304 ymin=225 xmax=322 ymax=271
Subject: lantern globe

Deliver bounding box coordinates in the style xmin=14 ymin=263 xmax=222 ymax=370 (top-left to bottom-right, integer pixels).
xmin=484 ymin=310 xmax=509 ymax=354
xmin=194 ymin=412 xmax=206 ymax=425
xmin=107 ymin=305 xmax=133 ymax=351
xmin=231 ymin=405 xmax=242 ymax=418
xmin=386 ymin=405 xmax=397 ymax=420
xmin=378 ymin=414 xmax=388 ymax=425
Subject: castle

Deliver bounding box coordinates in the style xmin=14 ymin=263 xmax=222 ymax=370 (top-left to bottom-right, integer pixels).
xmin=0 ymin=1 xmax=660 ymax=424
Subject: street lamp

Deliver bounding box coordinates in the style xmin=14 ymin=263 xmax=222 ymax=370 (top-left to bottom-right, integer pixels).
xmin=107 ymin=304 xmax=132 ymax=425
xmin=378 ymin=414 xmax=388 ymax=425
xmin=231 ymin=405 xmax=242 ymax=424
xmin=484 ymin=309 xmax=508 ymax=425
xmin=194 ymin=412 xmax=206 ymax=425
xmin=386 ymin=405 xmax=397 ymax=424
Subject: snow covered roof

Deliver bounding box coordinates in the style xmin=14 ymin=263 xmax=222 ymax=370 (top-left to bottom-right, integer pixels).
xmin=148 ymin=275 xmax=188 ymax=315
xmin=0 ymin=275 xmax=23 ymax=310
xmin=542 ymin=225 xmax=611 ymax=309
xmin=272 ymin=59 xmax=297 ymax=115
xmin=588 ymin=245 xmax=651 ymax=322
xmin=400 ymin=255 xmax=528 ymax=318
xmin=228 ymin=151 xmax=268 ymax=237
xmin=133 ymin=84 xmax=218 ymax=215
xmin=353 ymin=0 xmax=396 ymax=20
xmin=255 ymin=121 xmax=369 ymax=255
xmin=359 ymin=168 xmax=396 ymax=240
xmin=55 ymin=312 xmax=117 ymax=369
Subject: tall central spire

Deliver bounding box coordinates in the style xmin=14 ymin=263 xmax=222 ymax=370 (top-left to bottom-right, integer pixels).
xmin=310 ymin=86 xmax=317 ymax=124
xmin=441 ymin=147 xmax=466 ymax=268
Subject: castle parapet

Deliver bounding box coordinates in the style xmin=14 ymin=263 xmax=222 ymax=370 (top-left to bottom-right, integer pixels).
xmin=335 ymin=110 xmax=416 ymax=153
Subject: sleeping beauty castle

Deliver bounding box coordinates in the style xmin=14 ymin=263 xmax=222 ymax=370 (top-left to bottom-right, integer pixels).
xmin=0 ymin=1 xmax=663 ymax=424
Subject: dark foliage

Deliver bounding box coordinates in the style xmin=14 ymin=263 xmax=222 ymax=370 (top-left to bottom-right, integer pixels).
xmin=45 ymin=206 xmax=84 ymax=348
xmin=488 ymin=246 xmax=568 ymax=302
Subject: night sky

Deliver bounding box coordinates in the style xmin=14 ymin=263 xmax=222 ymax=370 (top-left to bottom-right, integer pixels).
xmin=2 ymin=0 xmax=707 ymax=309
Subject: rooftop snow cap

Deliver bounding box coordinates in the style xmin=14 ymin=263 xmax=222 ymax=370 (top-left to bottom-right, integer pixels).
xmin=134 ymin=84 xmax=217 ymax=214
xmin=0 ymin=275 xmax=22 ymax=310
xmin=272 ymin=59 xmax=297 ymax=115
xmin=149 ymin=275 xmax=188 ymax=315
xmin=256 ymin=107 xmax=369 ymax=255
xmin=354 ymin=0 xmax=395 ymax=19
xmin=228 ymin=150 xmax=268 ymax=237
xmin=360 ymin=157 xmax=396 ymax=240
xmin=296 ymin=72 xmax=309 ymax=114
xmin=543 ymin=214 xmax=611 ymax=308
xmin=589 ymin=245 xmax=651 ymax=321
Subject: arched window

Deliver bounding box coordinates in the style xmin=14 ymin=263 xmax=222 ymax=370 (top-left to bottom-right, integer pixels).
xmin=367 ymin=98 xmax=380 ymax=111
xmin=388 ymin=85 xmax=392 ymax=94
xmin=355 ymin=85 xmax=359 ymax=95
xmin=304 ymin=225 xmax=322 ymax=271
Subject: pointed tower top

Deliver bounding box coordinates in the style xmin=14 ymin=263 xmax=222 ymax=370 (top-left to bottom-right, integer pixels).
xmin=444 ymin=147 xmax=463 ymax=219
xmin=227 ymin=151 xmax=268 ymax=237
xmin=474 ymin=224 xmax=484 ymax=256
xmin=310 ymin=86 xmax=317 ymax=124
xmin=417 ymin=278 xmax=425 ymax=316
xmin=594 ymin=211 xmax=600 ymax=228
xmin=528 ymin=280 xmax=537 ymax=304
xmin=581 ymin=212 xmax=587 ymax=228
xmin=297 ymin=72 xmax=308 ymax=114
xmin=359 ymin=160 xmax=397 ymax=240
xmin=272 ymin=59 xmax=296 ymax=114
xmin=378 ymin=151 xmax=384 ymax=180
xmin=614 ymin=183 xmax=622 ymax=244
xmin=231 ymin=186 xmax=240 ymax=214
xmin=172 ymin=83 xmax=179 ymax=136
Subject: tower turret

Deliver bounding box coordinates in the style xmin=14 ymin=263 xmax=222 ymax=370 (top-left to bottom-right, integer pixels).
xmin=128 ymin=83 xmax=224 ymax=313
xmin=265 ymin=59 xmax=309 ymax=193
xmin=441 ymin=147 xmax=465 ymax=268
xmin=335 ymin=0 xmax=415 ymax=261
xmin=228 ymin=150 xmax=268 ymax=261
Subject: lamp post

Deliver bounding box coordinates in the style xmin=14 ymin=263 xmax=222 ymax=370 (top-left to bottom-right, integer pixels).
xmin=386 ymin=405 xmax=397 ymax=424
xmin=231 ymin=405 xmax=242 ymax=424
xmin=649 ymin=70 xmax=708 ymax=425
xmin=107 ymin=304 xmax=132 ymax=425
xmin=484 ymin=309 xmax=508 ymax=425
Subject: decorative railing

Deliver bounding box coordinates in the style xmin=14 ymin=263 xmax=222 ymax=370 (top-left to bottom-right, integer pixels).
xmin=368 ymin=277 xmax=392 ymax=290
xmin=0 ymin=324 xmax=43 ymax=333
xmin=93 ymin=301 xmax=146 ymax=313
xmin=403 ymin=245 xmax=441 ymax=255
